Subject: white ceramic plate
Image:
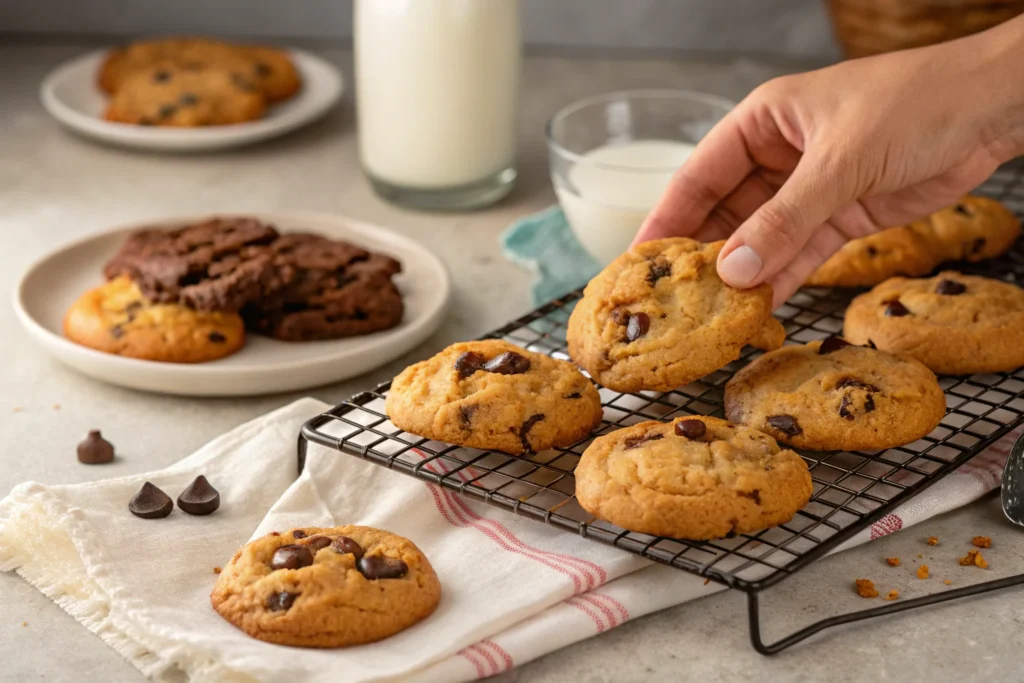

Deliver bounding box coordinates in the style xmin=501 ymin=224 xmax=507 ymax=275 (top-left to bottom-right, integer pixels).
xmin=14 ymin=214 xmax=450 ymax=396
xmin=40 ymin=48 xmax=344 ymax=152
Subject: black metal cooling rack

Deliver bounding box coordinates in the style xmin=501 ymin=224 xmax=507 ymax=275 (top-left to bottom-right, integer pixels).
xmin=299 ymin=161 xmax=1024 ymax=655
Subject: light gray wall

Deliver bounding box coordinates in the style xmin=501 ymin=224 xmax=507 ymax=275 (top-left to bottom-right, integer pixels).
xmin=0 ymin=0 xmax=840 ymax=59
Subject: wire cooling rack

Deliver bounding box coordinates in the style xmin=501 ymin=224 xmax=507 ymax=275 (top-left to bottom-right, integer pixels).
xmin=299 ymin=161 xmax=1024 ymax=654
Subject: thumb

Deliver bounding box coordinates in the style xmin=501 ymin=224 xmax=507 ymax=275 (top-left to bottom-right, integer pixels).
xmin=717 ymin=155 xmax=847 ymax=289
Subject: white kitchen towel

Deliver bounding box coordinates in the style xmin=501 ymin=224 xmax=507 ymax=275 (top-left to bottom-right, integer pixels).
xmin=0 ymin=398 xmax=1016 ymax=682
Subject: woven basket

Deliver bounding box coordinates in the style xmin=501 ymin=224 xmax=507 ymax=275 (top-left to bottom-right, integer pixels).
xmin=827 ymin=0 xmax=1024 ymax=57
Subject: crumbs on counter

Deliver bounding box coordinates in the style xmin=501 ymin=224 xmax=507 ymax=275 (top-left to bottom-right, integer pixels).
xmin=21 ymin=621 xmax=27 ymax=627
xmin=926 ymin=536 xmax=939 ymax=546
xmin=12 ymin=407 xmax=23 ymax=413
xmin=884 ymin=590 xmax=899 ymax=601
xmin=214 ymin=566 xmax=222 ymax=574
xmin=703 ymin=578 xmax=710 ymax=585
xmin=944 ymin=579 xmax=953 ymax=585
xmin=855 ymin=578 xmax=879 ymax=598
xmin=53 ymin=404 xmax=61 ymax=410
xmin=959 ymin=549 xmax=988 ymax=569
xmin=916 ymin=553 xmax=924 ymax=559
xmin=917 ymin=564 xmax=930 ymax=580
xmin=886 ymin=557 xmax=900 ymax=567
xmin=971 ymin=536 xmax=992 ymax=549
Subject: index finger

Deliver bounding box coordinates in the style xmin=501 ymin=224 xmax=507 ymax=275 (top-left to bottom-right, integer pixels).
xmin=632 ymin=108 xmax=757 ymax=245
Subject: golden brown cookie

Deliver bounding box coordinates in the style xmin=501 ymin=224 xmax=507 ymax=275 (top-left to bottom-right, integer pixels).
xmin=574 ymin=416 xmax=812 ymax=540
xmin=63 ymin=276 xmax=245 ymax=363
xmin=724 ymin=337 xmax=946 ymax=451
xmin=386 ymin=340 xmax=604 ymax=455
xmin=211 ymin=526 xmax=441 ymax=648
xmin=806 ymin=196 xmax=1020 ymax=287
xmin=567 ymin=238 xmax=781 ymax=393
xmin=234 ymin=45 xmax=302 ymax=102
xmin=844 ymin=272 xmax=1024 ymax=375
xmin=104 ymin=63 xmax=266 ymax=126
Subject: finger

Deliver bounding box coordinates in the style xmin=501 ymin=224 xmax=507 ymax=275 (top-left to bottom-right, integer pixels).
xmin=692 ymin=168 xmax=781 ymax=242
xmin=768 ymin=224 xmax=848 ymax=308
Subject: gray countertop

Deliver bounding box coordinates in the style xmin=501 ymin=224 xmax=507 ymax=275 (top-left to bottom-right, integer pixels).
xmin=2 ymin=42 xmax=1021 ymax=683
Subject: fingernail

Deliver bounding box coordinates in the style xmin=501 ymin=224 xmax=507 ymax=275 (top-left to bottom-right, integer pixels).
xmin=719 ymin=245 xmax=763 ymax=287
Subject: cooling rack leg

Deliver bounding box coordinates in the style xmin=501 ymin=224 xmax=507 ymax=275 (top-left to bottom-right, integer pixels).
xmin=747 ymin=572 xmax=1024 ymax=655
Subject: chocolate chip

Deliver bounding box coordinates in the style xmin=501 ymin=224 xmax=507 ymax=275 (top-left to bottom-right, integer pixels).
xmin=674 ymin=419 xmax=707 ymax=440
xmin=647 ymin=260 xmax=672 ymax=286
xmin=304 ymin=536 xmax=332 ymax=551
xmin=739 ymin=490 xmax=761 ymax=504
xmin=266 ymin=591 xmax=298 ymax=611
xmin=883 ymin=300 xmax=910 ymax=317
xmin=836 ymin=377 xmax=880 ymax=392
xmin=936 ymin=279 xmax=966 ymax=295
xmin=255 ymin=62 xmax=273 ymax=76
xmin=459 ymin=405 xmax=476 ymax=428
xmin=271 ymin=544 xmax=314 ymax=570
xmin=357 ymin=556 xmax=408 ymax=580
xmin=971 ymin=237 xmax=986 ymax=254
xmin=157 ymin=104 xmax=177 ymax=119
xmin=331 ymin=536 xmax=365 ymax=559
xmin=766 ymin=415 xmax=802 ymax=437
xmin=110 ymin=325 xmax=124 ymax=339
xmin=179 ymin=92 xmax=199 ymax=106
xmin=153 ymin=70 xmax=171 ymax=83
xmin=454 ymin=351 xmax=486 ymax=378
xmin=626 ymin=313 xmax=651 ymax=342
xmin=866 ymin=246 xmax=878 ymax=257
xmin=176 ymin=475 xmax=220 ymax=516
xmin=129 ymin=482 xmax=173 ymax=519
xmin=125 ymin=302 xmax=143 ymax=320
xmin=208 ymin=331 xmax=227 ymax=343
xmin=839 ymin=396 xmax=855 ymax=420
xmin=564 ymin=392 xmax=582 ymax=399
xmin=484 ymin=351 xmax=531 ymax=375
xmin=518 ymin=414 xmax=545 ymax=452
xmin=77 ymin=430 xmax=114 ymax=464
xmin=864 ymin=394 xmax=876 ymax=413
xmin=818 ymin=335 xmax=851 ymax=354
xmin=955 ymin=203 xmax=973 ymax=217
xmin=624 ymin=432 xmax=664 ymax=449
xmin=292 ymin=530 xmax=307 ymax=538
xmin=867 ymin=339 xmax=878 ymax=349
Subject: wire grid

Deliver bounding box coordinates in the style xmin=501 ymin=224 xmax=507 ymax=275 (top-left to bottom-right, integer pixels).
xmin=301 ymin=161 xmax=1024 ymax=592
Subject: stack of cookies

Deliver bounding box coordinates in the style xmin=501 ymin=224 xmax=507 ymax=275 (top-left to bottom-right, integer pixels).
xmin=64 ymin=217 xmax=404 ymax=363
xmin=99 ymin=37 xmax=301 ymax=126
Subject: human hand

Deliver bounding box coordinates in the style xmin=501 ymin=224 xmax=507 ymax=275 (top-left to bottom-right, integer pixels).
xmin=634 ymin=16 xmax=1024 ymax=307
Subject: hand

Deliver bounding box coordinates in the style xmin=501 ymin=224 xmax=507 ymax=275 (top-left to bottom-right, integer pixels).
xmin=634 ymin=16 xmax=1024 ymax=307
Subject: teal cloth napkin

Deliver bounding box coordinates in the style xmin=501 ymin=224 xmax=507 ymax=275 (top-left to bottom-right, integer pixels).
xmin=500 ymin=205 xmax=602 ymax=305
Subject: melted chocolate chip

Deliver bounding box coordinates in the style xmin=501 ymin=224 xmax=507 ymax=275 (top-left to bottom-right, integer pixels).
xmin=153 ymin=70 xmax=171 ymax=83
xmin=766 ymin=414 xmax=802 ymax=437
xmin=179 ymin=92 xmax=198 ymax=106
xmin=266 ymin=591 xmax=298 ymax=611
xmin=936 ymin=279 xmax=966 ymax=295
xmin=77 ymin=430 xmax=114 ymax=464
xmin=128 ymin=482 xmax=173 ymax=519
xmin=484 ymin=351 xmax=531 ymax=375
xmin=110 ymin=325 xmax=125 ymax=339
xmin=125 ymin=302 xmax=143 ymax=320
xmin=459 ymin=405 xmax=476 ymax=428
xmin=838 ymin=396 xmax=855 ymax=421
xmin=867 ymin=339 xmax=878 ymax=349
xmin=647 ymin=260 xmax=672 ymax=286
xmin=255 ymin=62 xmax=273 ymax=76
xmin=864 ymin=394 xmax=876 ymax=413
xmin=176 ymin=475 xmax=220 ymax=515
xmin=292 ymin=530 xmax=308 ymax=539
xmin=454 ymin=351 xmax=486 ymax=378
xmin=971 ymin=237 xmax=986 ymax=254
xmin=818 ymin=335 xmax=851 ymax=354
xmin=624 ymin=432 xmax=664 ymax=449
xmin=357 ymin=556 xmax=409 ymax=580
xmin=626 ymin=313 xmax=651 ymax=342
xmin=835 ymin=377 xmax=880 ymax=392
xmin=157 ymin=104 xmax=177 ymax=119
xmin=331 ymin=536 xmax=365 ymax=559
xmin=304 ymin=536 xmax=332 ymax=551
xmin=271 ymin=544 xmax=314 ymax=570
xmin=674 ymin=420 xmax=707 ymax=440
xmin=564 ymin=392 xmax=582 ymax=399
xmin=739 ymin=490 xmax=761 ymax=504
xmin=955 ymin=203 xmax=973 ymax=217
xmin=866 ymin=246 xmax=878 ymax=257
xmin=208 ymin=331 xmax=227 ymax=343
xmin=884 ymin=300 xmax=910 ymax=317
xmin=518 ymin=414 xmax=545 ymax=452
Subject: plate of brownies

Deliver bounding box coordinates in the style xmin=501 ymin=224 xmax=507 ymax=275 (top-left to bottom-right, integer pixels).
xmin=13 ymin=214 xmax=449 ymax=396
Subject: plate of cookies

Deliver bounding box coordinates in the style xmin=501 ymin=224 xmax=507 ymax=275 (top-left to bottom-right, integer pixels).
xmin=14 ymin=214 xmax=449 ymax=396
xmin=40 ymin=37 xmax=343 ymax=152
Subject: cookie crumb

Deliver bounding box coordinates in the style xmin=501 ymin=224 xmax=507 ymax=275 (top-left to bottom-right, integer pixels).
xmin=917 ymin=564 xmax=929 ymax=579
xmin=703 ymin=578 xmax=710 ymax=585
xmin=926 ymin=536 xmax=939 ymax=546
xmin=916 ymin=553 xmax=923 ymax=558
xmin=270 ymin=531 xmax=280 ymax=536
xmin=971 ymin=536 xmax=991 ymax=549
xmin=53 ymin=404 xmax=61 ymax=410
xmin=886 ymin=557 xmax=900 ymax=567
xmin=213 ymin=566 xmax=222 ymax=574
xmin=944 ymin=579 xmax=952 ymax=585
xmin=21 ymin=621 xmax=27 ymax=627
xmin=884 ymin=590 xmax=899 ymax=601
xmin=959 ymin=549 xmax=988 ymax=568
xmin=12 ymin=407 xmax=23 ymax=413
xmin=855 ymin=578 xmax=879 ymax=598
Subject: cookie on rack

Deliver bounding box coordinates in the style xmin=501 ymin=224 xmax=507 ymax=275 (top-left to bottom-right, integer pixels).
xmin=567 ymin=238 xmax=782 ymax=393
xmin=211 ymin=525 xmax=441 ymax=647
xmin=574 ymin=416 xmax=812 ymax=540
xmin=104 ymin=63 xmax=267 ymax=127
xmin=806 ymin=196 xmax=1020 ymax=287
xmin=843 ymin=272 xmax=1024 ymax=375
xmin=386 ymin=340 xmax=603 ymax=455
xmin=63 ymin=276 xmax=245 ymax=363
xmin=724 ymin=336 xmax=946 ymax=451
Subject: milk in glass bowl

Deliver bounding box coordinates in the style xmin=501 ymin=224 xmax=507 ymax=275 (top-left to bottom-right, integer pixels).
xmin=547 ymin=90 xmax=734 ymax=265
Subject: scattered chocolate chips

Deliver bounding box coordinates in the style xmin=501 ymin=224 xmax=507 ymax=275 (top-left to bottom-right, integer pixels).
xmin=357 ymin=556 xmax=409 ymax=580
xmin=292 ymin=530 xmax=308 ymax=539
xmin=332 ymin=536 xmax=365 ymax=559
xmin=971 ymin=237 xmax=986 ymax=254
xmin=271 ymin=544 xmax=314 ymax=570
xmin=157 ymin=104 xmax=177 ymax=119
xmin=624 ymin=432 xmax=664 ymax=449
xmin=883 ymin=300 xmax=910 ymax=317
xmin=454 ymin=351 xmax=486 ymax=378
xmin=818 ymin=335 xmax=851 ymax=354
xmin=675 ymin=419 xmax=707 ymax=440
xmin=208 ymin=331 xmax=227 ymax=343
xmin=766 ymin=414 xmax=802 ymax=437
xmin=77 ymin=430 xmax=114 ymax=464
xmin=484 ymin=351 xmax=531 ymax=375
xmin=838 ymin=396 xmax=855 ymax=421
xmin=153 ymin=70 xmax=171 ymax=83
xmin=936 ymin=279 xmax=966 ymax=295
xmin=625 ymin=313 xmax=651 ymax=342
xmin=303 ymin=536 xmax=333 ymax=551
xmin=176 ymin=475 xmax=220 ymax=515
xmin=179 ymin=92 xmax=199 ymax=106
xmin=647 ymin=260 xmax=672 ymax=286
xmin=266 ymin=591 xmax=298 ymax=611
xmin=835 ymin=377 xmax=880 ymax=392
xmin=564 ymin=392 xmax=582 ymax=399
xmin=739 ymin=490 xmax=761 ymax=504
xmin=518 ymin=414 xmax=545 ymax=452
xmin=129 ymin=482 xmax=173 ymax=519
xmin=954 ymin=203 xmax=973 ymax=217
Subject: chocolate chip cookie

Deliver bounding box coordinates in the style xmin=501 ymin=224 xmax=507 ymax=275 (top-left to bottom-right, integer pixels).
xmin=104 ymin=63 xmax=267 ymax=127
xmin=806 ymin=196 xmax=1020 ymax=287
xmin=843 ymin=272 xmax=1024 ymax=375
xmin=724 ymin=337 xmax=946 ymax=451
xmin=567 ymin=238 xmax=781 ymax=393
xmin=386 ymin=340 xmax=604 ymax=455
xmin=574 ymin=416 xmax=812 ymax=540
xmin=63 ymin=276 xmax=245 ymax=363
xmin=211 ymin=526 xmax=441 ymax=647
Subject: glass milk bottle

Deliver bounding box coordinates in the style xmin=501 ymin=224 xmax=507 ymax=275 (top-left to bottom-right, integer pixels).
xmin=355 ymin=0 xmax=521 ymax=210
